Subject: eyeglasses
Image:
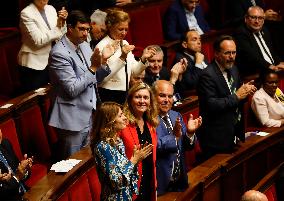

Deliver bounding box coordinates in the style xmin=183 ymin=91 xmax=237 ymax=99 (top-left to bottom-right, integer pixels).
xmin=248 ymin=15 xmax=265 ymax=21
xmin=77 ymin=26 xmax=91 ymax=33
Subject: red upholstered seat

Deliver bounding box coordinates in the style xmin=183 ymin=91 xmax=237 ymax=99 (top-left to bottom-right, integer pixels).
xmin=17 ymin=105 xmax=51 ymax=162
xmin=57 ymin=192 xmax=69 ymax=201
xmin=41 ymin=97 xmax=58 ymax=145
xmin=0 ymin=118 xmax=48 ymax=187
xmin=0 ymin=119 xmax=23 ymax=160
xmin=201 ymin=42 xmax=214 ymax=63
xmin=265 ymin=184 xmax=278 ymax=201
xmin=87 ymin=166 xmax=101 ymax=201
xmin=243 ymin=95 xmax=264 ymax=132
xmin=0 ymin=48 xmax=14 ymax=97
xmin=128 ymin=6 xmax=164 ymax=57
xmin=69 ymin=174 xmax=93 ymax=201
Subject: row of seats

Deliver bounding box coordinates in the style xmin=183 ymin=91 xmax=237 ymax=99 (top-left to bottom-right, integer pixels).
xmin=0 ymin=88 xmax=56 ymax=187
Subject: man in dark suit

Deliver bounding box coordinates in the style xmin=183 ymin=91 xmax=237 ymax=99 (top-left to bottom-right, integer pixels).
xmin=234 ymin=6 xmax=284 ymax=76
xmin=0 ymin=129 xmax=33 ymax=201
xmin=153 ymin=80 xmax=202 ymax=195
xmin=164 ymin=0 xmax=210 ymax=40
xmin=144 ymin=45 xmax=187 ymax=87
xmin=197 ymin=35 xmax=257 ymax=160
xmin=175 ymin=30 xmax=207 ymax=93
xmin=226 ymin=0 xmax=281 ymax=27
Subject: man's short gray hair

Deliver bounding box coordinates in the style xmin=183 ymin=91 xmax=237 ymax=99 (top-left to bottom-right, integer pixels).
xmin=90 ymin=9 xmax=107 ymax=25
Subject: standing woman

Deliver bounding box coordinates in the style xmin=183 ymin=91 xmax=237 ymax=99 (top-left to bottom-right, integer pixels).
xmin=120 ymin=82 xmax=159 ymax=201
xmin=18 ymin=0 xmax=68 ymax=93
xmin=95 ymin=9 xmax=156 ymax=104
xmin=91 ymin=102 xmax=153 ymax=200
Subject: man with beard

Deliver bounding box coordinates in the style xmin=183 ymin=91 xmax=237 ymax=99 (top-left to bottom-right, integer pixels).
xmin=197 ymin=35 xmax=257 ymax=161
xmin=48 ymin=10 xmax=113 ymax=160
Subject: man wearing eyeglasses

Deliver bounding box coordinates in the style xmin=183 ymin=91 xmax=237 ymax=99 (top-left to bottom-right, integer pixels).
xmin=234 ymin=6 xmax=284 ymax=77
xmin=164 ymin=0 xmax=210 ymax=40
xmin=196 ymin=35 xmax=257 ymax=161
xmin=48 ymin=10 xmax=113 ymax=160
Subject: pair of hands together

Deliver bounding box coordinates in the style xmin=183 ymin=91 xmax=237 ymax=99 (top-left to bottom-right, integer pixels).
xmin=173 ymin=114 xmax=202 ymax=140
xmin=0 ymin=154 xmax=33 ymax=182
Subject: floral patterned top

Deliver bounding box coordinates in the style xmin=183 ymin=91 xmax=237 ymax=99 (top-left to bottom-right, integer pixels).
xmin=94 ymin=138 xmax=139 ymax=201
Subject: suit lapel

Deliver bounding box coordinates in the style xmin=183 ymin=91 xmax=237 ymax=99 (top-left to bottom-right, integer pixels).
xmin=212 ymin=61 xmax=231 ymax=95
xmin=30 ymin=4 xmax=50 ymax=31
xmin=61 ymin=36 xmax=86 ymax=72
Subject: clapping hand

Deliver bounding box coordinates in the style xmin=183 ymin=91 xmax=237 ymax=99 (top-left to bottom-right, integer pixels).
xmin=16 ymin=154 xmax=33 ymax=181
xmin=130 ymin=143 xmax=153 ymax=165
xmin=57 ymin=7 xmax=68 ymax=28
xmin=187 ymin=114 xmax=202 ymax=137
xmin=170 ymin=58 xmax=188 ymax=84
xmin=141 ymin=46 xmax=157 ymax=64
xmin=173 ymin=117 xmax=182 ymax=140
xmin=235 ymin=80 xmax=257 ymax=100
xmin=120 ymin=41 xmax=135 ymax=61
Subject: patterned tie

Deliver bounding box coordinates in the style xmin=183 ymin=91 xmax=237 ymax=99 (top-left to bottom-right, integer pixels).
xmin=225 ymin=69 xmax=236 ymax=94
xmin=0 ymin=150 xmax=26 ymax=194
xmin=161 ymin=116 xmax=181 ymax=181
xmin=225 ymin=69 xmax=241 ymax=123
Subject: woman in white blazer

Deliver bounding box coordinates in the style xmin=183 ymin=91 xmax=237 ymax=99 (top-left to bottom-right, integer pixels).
xmin=18 ymin=0 xmax=67 ymax=93
xmin=95 ymin=9 xmax=155 ymax=104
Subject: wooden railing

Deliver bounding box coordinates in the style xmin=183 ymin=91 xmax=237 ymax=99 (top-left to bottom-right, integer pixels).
xmin=17 ymin=91 xmax=283 ymax=201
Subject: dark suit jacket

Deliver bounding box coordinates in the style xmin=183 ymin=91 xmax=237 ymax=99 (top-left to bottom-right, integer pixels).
xmin=197 ymin=61 xmax=244 ymax=153
xmin=156 ymin=110 xmax=193 ymax=195
xmin=164 ymin=0 xmax=210 ymax=40
xmin=234 ymin=25 xmax=281 ymax=76
xmin=144 ymin=66 xmax=170 ymax=86
xmin=0 ymin=139 xmax=23 ymax=201
xmin=225 ymin=0 xmax=265 ymax=27
xmin=175 ymin=51 xmax=205 ymax=93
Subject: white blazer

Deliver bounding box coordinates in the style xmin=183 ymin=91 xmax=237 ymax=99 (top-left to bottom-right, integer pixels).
xmin=95 ymin=35 xmax=146 ymax=91
xmin=18 ymin=3 xmax=64 ymax=70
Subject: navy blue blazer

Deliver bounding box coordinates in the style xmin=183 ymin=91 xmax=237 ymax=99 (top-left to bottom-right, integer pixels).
xmin=0 ymin=139 xmax=24 ymax=201
xmin=197 ymin=61 xmax=245 ymax=152
xmin=164 ymin=0 xmax=210 ymax=40
xmin=156 ymin=110 xmax=194 ymax=195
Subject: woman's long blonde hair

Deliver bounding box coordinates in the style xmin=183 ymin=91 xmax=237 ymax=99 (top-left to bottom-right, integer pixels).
xmin=90 ymin=102 xmax=122 ymax=155
xmin=123 ymin=82 xmax=159 ymax=128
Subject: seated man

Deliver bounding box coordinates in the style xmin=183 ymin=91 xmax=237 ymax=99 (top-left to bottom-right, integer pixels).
xmin=153 ymin=80 xmax=202 ymax=195
xmin=241 ymin=190 xmax=268 ymax=201
xmin=164 ymin=0 xmax=210 ymax=40
xmin=226 ymin=0 xmax=282 ymax=27
xmin=234 ymin=6 xmax=284 ymax=76
xmin=251 ymin=70 xmax=284 ymax=127
xmin=175 ymin=29 xmax=208 ymax=92
xmin=129 ymin=70 xmax=145 ymax=88
xmin=144 ymin=45 xmax=187 ymax=87
xmin=0 ymin=129 xmax=33 ymax=201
